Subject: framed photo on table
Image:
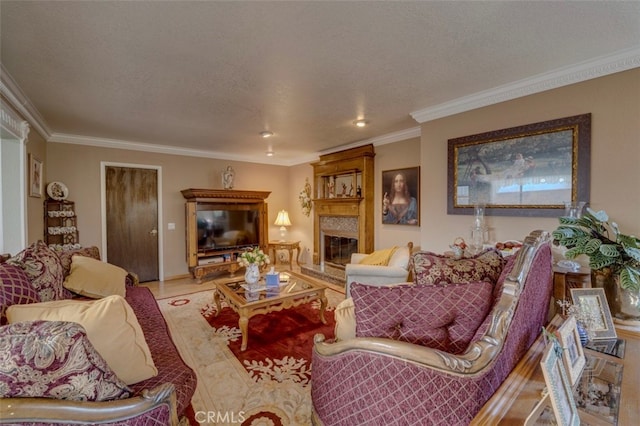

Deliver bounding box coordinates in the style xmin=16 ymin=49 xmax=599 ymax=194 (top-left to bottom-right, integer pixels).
xmin=570 ymin=288 xmax=617 ymax=340
xmin=555 ymin=316 xmax=586 ymax=386
xmin=540 ymin=341 xmax=580 ymax=426
xmin=447 ymin=113 xmax=591 ymax=217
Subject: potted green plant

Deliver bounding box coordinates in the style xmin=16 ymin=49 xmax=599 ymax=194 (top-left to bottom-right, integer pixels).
xmin=553 ymin=208 xmax=640 ymax=322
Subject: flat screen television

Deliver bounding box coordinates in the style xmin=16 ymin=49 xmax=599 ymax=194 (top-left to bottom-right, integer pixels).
xmin=196 ymin=207 xmax=261 ymax=254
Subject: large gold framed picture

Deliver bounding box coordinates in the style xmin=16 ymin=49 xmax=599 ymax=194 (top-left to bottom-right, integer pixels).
xmin=448 ymin=113 xmax=591 ymax=217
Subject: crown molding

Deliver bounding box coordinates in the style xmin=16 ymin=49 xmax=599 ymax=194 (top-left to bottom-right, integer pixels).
xmin=0 ymin=63 xmax=51 ymax=140
xmin=291 ymin=126 xmax=421 ymax=165
xmin=48 ymin=132 xmax=291 ymax=165
xmin=49 ymin=126 xmax=421 ymax=167
xmin=410 ymin=47 xmax=640 ymax=123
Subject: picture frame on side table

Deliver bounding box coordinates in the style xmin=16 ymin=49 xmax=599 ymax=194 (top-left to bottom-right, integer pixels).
xmin=570 ymin=288 xmax=617 ymax=340
xmin=540 ymin=341 xmax=580 ymax=426
xmin=447 ymin=113 xmax=591 ymax=217
xmin=29 ymin=154 xmax=43 ymax=198
xmin=381 ymin=166 xmax=420 ymax=226
xmin=555 ymin=315 xmax=586 ymax=386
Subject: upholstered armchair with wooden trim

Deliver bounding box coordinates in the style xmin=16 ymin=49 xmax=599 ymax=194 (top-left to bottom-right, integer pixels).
xmin=311 ymin=230 xmax=553 ymax=426
xmin=344 ymin=242 xmax=413 ymax=298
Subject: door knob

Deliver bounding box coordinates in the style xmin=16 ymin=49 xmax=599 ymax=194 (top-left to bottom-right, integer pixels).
xmin=150 ymin=229 xmax=158 ymax=236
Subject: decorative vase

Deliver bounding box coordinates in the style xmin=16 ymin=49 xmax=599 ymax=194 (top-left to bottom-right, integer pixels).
xmin=592 ymin=268 xmax=640 ymax=324
xmin=244 ymin=263 xmax=260 ymax=288
xmin=564 ymin=201 xmax=586 ymax=218
xmin=576 ymin=322 xmax=589 ymax=346
xmin=470 ymin=204 xmax=488 ymax=255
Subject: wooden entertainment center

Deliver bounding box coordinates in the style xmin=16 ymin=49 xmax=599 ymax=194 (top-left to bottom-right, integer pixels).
xmin=181 ymin=188 xmax=271 ymax=282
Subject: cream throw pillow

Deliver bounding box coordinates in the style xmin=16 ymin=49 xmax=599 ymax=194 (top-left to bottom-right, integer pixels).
xmin=7 ymin=295 xmax=157 ymax=385
xmin=334 ymin=297 xmax=356 ymax=341
xmin=63 ymin=256 xmax=127 ymax=298
xmin=359 ymin=246 xmax=398 ymax=266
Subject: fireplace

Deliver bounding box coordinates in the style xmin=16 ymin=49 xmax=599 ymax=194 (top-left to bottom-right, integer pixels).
xmin=305 ymin=145 xmax=375 ymax=285
xmin=319 ymin=216 xmax=359 ymax=268
xmin=300 ymin=214 xmax=360 ymax=285
xmin=323 ymin=235 xmax=358 ymax=267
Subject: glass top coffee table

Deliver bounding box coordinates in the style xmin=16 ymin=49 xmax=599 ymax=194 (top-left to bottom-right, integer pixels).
xmin=213 ymin=270 xmax=328 ymax=351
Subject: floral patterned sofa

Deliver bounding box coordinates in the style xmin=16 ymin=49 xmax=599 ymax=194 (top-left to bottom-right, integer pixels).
xmin=0 ymin=241 xmax=196 ymax=425
xmin=311 ymin=230 xmax=553 ymax=425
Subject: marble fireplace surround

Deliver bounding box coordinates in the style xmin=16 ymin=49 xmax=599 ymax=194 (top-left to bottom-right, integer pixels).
xmin=320 ymin=216 xmax=359 ymax=268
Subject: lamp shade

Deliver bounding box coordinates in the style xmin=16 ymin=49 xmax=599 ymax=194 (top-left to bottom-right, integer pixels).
xmin=274 ymin=210 xmax=292 ymax=227
xmin=274 ymin=210 xmax=291 ymax=240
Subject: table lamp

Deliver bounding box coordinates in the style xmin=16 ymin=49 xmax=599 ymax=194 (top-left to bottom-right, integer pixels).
xmin=274 ymin=210 xmax=292 ymax=240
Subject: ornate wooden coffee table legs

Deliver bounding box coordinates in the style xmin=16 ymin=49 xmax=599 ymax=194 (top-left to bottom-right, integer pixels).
xmin=214 ymin=277 xmax=327 ymax=351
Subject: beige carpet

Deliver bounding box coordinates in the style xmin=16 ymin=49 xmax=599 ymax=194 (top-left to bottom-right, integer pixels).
xmin=158 ymin=288 xmax=344 ymax=425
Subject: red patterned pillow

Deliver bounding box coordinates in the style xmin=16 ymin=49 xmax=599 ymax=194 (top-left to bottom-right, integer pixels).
xmin=351 ymin=281 xmax=493 ymax=354
xmin=0 ymin=264 xmax=40 ymax=325
xmin=411 ymin=248 xmax=505 ymax=286
xmin=6 ymin=241 xmax=67 ymax=301
xmin=0 ymin=320 xmax=131 ymax=401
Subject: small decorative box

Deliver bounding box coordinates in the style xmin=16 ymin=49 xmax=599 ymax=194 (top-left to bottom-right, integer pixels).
xmin=265 ymin=270 xmax=280 ymax=287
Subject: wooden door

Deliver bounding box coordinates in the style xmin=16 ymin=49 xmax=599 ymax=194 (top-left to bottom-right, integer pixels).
xmin=105 ymin=166 xmax=159 ymax=282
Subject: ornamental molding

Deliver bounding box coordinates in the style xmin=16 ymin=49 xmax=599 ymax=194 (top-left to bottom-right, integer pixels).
xmin=411 ymin=47 xmax=640 ymax=123
xmin=0 ymin=101 xmax=29 ymax=140
xmin=180 ymin=188 xmax=271 ymax=201
xmin=0 ymin=63 xmax=50 ymax=140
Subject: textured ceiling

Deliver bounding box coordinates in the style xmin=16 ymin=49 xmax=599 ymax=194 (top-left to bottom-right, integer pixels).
xmin=1 ymin=1 xmax=639 ymax=165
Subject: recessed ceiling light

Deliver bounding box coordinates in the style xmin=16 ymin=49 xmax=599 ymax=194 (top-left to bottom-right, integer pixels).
xmin=354 ymin=119 xmax=369 ymax=128
xmin=260 ymin=131 xmax=274 ymax=138
xmin=266 ymin=150 xmax=275 ymax=157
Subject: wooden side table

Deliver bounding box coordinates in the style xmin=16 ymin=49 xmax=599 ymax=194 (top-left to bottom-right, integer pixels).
xmin=268 ymin=241 xmax=301 ymax=267
xmin=471 ymin=317 xmax=640 ymax=425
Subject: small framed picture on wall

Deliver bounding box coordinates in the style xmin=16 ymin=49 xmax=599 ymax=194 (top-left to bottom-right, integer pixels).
xmin=29 ymin=154 xmax=43 ymax=198
xmin=381 ymin=167 xmax=420 ymax=226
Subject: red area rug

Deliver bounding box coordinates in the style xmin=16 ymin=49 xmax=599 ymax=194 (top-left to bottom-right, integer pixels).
xmin=202 ymin=299 xmax=335 ymax=383
xmin=159 ymin=288 xmax=342 ymax=426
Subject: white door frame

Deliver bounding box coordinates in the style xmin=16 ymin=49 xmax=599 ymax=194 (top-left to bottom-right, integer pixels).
xmin=100 ymin=162 xmax=164 ymax=281
xmin=0 ymin=104 xmax=29 ymax=254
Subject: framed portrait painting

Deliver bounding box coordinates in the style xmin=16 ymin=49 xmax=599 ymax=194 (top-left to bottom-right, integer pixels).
xmin=29 ymin=154 xmax=43 ymax=198
xmin=447 ymin=113 xmax=591 ymax=217
xmin=381 ymin=167 xmax=419 ymax=226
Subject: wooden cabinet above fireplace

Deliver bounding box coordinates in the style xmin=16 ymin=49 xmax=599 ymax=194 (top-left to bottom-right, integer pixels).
xmin=310 ymin=145 xmax=375 ymax=264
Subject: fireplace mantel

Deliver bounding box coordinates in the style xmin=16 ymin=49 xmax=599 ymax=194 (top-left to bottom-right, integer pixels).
xmin=311 ymin=145 xmax=375 ymax=264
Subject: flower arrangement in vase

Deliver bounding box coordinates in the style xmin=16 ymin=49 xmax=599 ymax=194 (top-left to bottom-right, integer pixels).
xmin=238 ymin=247 xmax=270 ymax=286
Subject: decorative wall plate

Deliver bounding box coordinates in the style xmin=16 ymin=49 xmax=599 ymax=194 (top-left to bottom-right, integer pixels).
xmin=47 ymin=181 xmax=69 ymax=200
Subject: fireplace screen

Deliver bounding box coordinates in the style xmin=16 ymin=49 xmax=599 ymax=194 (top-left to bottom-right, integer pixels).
xmin=324 ymin=235 xmax=358 ymax=267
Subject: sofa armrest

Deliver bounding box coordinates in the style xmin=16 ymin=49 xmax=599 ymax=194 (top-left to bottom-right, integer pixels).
xmin=315 ymin=320 xmax=502 ymax=375
xmin=0 ymin=383 xmax=178 ymax=425
xmin=346 ymin=264 xmax=408 ymax=277
xmin=350 ymin=253 xmax=368 ymax=264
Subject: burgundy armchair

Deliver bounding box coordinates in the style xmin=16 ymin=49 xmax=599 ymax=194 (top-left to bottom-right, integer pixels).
xmin=311 ymin=230 xmax=553 ymax=425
